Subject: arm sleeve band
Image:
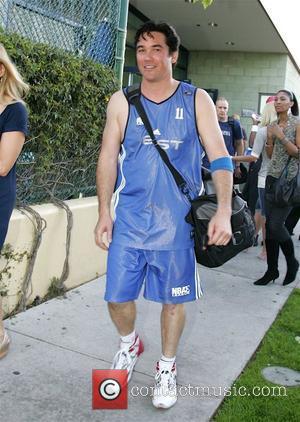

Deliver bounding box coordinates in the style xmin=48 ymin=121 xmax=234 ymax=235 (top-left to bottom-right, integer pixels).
xmin=210 ymin=156 xmax=234 ymax=173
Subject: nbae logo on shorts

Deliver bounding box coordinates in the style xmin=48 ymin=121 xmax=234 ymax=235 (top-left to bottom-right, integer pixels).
xmin=171 ymin=285 xmax=190 ymax=297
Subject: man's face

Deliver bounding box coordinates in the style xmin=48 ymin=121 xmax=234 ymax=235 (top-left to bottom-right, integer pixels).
xmin=136 ymin=31 xmax=178 ymax=83
xmin=216 ymin=100 xmax=229 ymax=122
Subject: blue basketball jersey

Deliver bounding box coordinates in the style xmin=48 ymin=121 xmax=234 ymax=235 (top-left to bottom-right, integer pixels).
xmin=112 ymin=82 xmax=204 ymax=250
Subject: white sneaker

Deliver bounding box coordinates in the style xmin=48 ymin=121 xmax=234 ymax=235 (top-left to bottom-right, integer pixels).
xmin=111 ymin=334 xmax=144 ymax=383
xmin=152 ymin=361 xmax=177 ymax=409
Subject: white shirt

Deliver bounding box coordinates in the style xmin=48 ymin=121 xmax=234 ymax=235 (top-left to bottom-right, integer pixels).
xmin=251 ymin=126 xmax=270 ymax=188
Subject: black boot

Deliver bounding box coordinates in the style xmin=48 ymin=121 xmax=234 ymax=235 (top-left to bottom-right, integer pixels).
xmin=254 ymin=269 xmax=279 ymax=285
xmin=283 ymin=259 xmax=299 ymax=285
xmin=280 ymin=239 xmax=299 ymax=286
xmin=254 ymin=239 xmax=280 ymax=286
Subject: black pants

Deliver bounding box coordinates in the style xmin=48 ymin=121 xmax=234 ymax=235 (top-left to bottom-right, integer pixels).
xmin=285 ymin=206 xmax=300 ymax=235
xmin=242 ymin=158 xmax=261 ymax=215
xmin=265 ymin=176 xmax=292 ymax=242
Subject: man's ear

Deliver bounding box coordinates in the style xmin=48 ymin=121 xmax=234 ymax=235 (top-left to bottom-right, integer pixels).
xmin=171 ymin=51 xmax=179 ymax=65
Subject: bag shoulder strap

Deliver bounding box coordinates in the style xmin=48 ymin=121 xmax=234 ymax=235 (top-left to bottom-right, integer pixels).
xmin=126 ymin=84 xmax=157 ymax=143
xmin=126 ymin=83 xmax=192 ymax=201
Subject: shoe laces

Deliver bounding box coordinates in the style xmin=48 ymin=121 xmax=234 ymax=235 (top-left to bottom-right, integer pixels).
xmin=112 ymin=337 xmax=139 ymax=371
xmin=112 ymin=348 xmax=133 ymax=370
xmin=155 ymin=363 xmax=176 ymax=390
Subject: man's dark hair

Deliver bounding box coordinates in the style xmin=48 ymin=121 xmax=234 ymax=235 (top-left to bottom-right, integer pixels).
xmin=134 ymin=21 xmax=180 ymax=53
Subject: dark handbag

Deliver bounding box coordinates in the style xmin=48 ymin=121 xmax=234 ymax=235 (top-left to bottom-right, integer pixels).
xmin=274 ymin=153 xmax=300 ymax=207
xmin=186 ymin=189 xmax=255 ymax=267
xmin=126 ymin=84 xmax=255 ymax=267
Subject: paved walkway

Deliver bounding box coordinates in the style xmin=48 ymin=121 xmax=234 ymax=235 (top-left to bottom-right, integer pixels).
xmin=1 ymin=231 xmax=299 ymax=422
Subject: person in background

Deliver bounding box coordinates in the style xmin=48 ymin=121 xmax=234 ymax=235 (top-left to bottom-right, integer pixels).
xmin=202 ymin=97 xmax=244 ymax=182
xmin=232 ymin=102 xmax=277 ymax=259
xmin=0 ymin=43 xmax=29 ymax=359
xmin=243 ymin=97 xmax=276 ymax=220
xmin=241 ymin=113 xmax=262 ymax=217
xmin=232 ymin=113 xmax=247 ymax=150
xmin=254 ymin=90 xmax=299 ymax=286
xmin=233 ymin=112 xmax=262 ymax=243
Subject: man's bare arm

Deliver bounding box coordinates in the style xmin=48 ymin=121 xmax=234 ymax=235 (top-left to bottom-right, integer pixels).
xmin=94 ymin=91 xmax=127 ymax=249
xmin=233 ymin=138 xmax=244 ymax=177
xmin=235 ymin=138 xmax=244 ymax=156
xmin=195 ymin=89 xmax=233 ymax=246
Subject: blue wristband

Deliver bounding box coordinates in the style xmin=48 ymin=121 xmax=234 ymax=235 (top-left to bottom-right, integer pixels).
xmin=210 ymin=156 xmax=234 ymax=173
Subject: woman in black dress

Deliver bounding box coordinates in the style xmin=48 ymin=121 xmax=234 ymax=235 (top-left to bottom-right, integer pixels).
xmin=0 ymin=43 xmax=29 ymax=358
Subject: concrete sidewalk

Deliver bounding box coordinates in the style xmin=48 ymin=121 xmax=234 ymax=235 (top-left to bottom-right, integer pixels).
xmin=1 ymin=234 xmax=299 ymax=422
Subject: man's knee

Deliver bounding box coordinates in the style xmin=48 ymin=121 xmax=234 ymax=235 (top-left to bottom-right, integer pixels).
xmin=162 ymin=303 xmax=185 ymax=316
xmin=108 ymin=301 xmax=134 ymax=312
xmin=108 ymin=301 xmax=121 ymax=311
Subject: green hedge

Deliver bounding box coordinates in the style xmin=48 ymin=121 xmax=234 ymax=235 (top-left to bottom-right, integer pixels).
xmin=0 ymin=29 xmax=118 ymax=204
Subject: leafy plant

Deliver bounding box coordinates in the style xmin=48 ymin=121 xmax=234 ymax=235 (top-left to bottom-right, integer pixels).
xmin=185 ymin=0 xmax=214 ymax=8
xmin=201 ymin=0 xmax=213 ymax=8
xmin=0 ymin=29 xmax=118 ymax=204
xmin=0 ymin=244 xmax=28 ymax=297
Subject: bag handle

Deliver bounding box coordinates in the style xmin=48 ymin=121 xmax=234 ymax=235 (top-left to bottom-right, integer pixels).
xmin=126 ymin=84 xmax=192 ymax=202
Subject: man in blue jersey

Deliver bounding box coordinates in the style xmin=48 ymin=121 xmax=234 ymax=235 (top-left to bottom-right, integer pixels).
xmin=202 ymin=97 xmax=244 ymax=181
xmin=95 ymin=21 xmax=233 ymax=409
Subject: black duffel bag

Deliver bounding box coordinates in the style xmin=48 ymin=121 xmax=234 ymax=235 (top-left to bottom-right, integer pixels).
xmin=186 ymin=191 xmax=256 ymax=268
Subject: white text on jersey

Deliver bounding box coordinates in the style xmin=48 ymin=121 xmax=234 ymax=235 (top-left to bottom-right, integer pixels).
xmin=143 ymin=137 xmax=184 ymax=150
xmin=175 ymin=107 xmax=184 ymax=120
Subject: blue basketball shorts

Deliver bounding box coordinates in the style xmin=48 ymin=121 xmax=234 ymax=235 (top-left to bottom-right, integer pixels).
xmin=104 ymin=243 xmax=203 ymax=304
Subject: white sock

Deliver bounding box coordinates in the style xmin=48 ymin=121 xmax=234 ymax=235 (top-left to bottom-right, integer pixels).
xmin=159 ymin=354 xmax=176 ymax=370
xmin=120 ymin=329 xmax=136 ymax=349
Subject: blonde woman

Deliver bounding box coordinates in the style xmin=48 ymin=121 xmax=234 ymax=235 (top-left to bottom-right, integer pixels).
xmin=0 ymin=43 xmax=29 ymax=359
xmin=232 ymin=102 xmax=277 ymax=258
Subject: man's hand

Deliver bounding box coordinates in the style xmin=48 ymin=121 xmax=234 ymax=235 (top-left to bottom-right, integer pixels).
xmin=234 ymin=166 xmax=242 ymax=179
xmin=94 ymin=214 xmax=113 ymax=250
xmin=251 ymin=113 xmax=260 ymax=125
xmin=207 ymin=209 xmax=232 ymax=246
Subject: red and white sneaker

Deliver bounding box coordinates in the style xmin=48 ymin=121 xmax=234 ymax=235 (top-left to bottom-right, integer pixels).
xmin=152 ymin=361 xmax=177 ymax=409
xmin=111 ymin=334 xmax=144 ymax=383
